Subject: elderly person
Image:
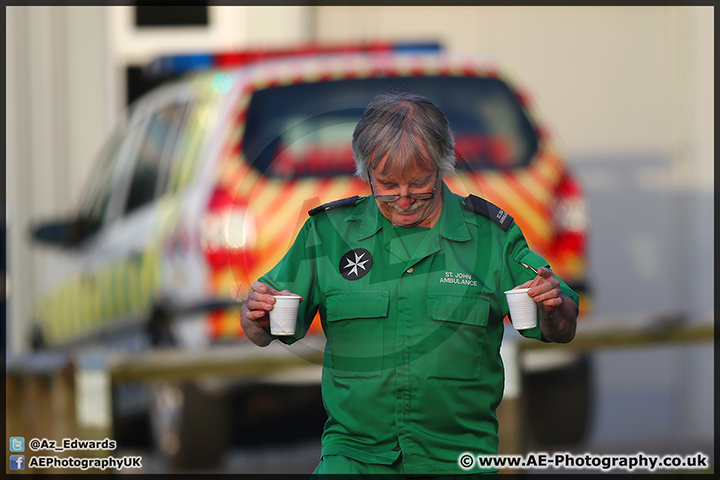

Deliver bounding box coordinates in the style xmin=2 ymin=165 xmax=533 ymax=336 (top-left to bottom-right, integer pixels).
xmin=241 ymin=92 xmax=578 ymax=476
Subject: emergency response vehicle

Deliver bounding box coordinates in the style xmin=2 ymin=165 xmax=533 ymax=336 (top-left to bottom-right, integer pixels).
xmin=30 ymin=42 xmax=591 ymax=468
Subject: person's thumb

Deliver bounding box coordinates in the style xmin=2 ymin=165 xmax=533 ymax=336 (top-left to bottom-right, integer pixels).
xmin=537 ymin=266 xmax=553 ymax=278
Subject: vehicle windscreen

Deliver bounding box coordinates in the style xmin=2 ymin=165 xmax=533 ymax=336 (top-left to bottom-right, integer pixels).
xmin=242 ymin=75 xmax=538 ymax=179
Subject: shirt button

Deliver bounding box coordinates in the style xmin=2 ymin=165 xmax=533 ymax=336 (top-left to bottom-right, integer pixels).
xmin=407 ymin=267 xmax=414 ymax=274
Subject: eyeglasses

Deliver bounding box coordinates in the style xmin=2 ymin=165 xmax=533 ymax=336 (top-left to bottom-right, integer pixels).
xmin=369 ymin=168 xmax=439 ymax=203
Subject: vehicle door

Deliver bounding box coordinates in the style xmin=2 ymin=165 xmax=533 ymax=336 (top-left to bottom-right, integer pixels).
xmin=88 ymin=88 xmax=194 ymax=350
xmin=35 ymin=119 xmax=141 ymax=347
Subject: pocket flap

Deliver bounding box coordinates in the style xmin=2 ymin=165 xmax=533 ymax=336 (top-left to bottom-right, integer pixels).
xmin=427 ymin=294 xmax=489 ymax=327
xmin=326 ymin=291 xmax=389 ymax=321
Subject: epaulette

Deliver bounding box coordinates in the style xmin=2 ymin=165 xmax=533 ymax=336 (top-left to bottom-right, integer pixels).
xmin=463 ymin=194 xmax=514 ymax=231
xmin=308 ymin=196 xmax=363 ymax=216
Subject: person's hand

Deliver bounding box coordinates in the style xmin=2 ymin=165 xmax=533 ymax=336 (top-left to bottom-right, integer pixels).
xmin=515 ymin=267 xmax=562 ymax=313
xmin=241 ymin=281 xmax=302 ymax=345
xmin=244 ymin=281 xmax=302 ymax=321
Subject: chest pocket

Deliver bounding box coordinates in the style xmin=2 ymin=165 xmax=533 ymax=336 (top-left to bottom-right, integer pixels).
xmin=326 ymin=291 xmax=389 ymax=379
xmin=426 ymin=293 xmax=489 ymax=381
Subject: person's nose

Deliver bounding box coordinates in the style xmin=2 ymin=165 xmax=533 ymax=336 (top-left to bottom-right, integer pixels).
xmin=395 ymin=195 xmax=414 ymax=210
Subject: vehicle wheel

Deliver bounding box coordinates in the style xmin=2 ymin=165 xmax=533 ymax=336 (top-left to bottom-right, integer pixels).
xmin=150 ymin=382 xmax=230 ymax=470
xmin=147 ymin=307 xmax=176 ymax=348
xmin=147 ymin=308 xmax=230 ymax=470
xmin=30 ymin=325 xmax=47 ymax=351
xmin=522 ymin=355 xmax=592 ymax=445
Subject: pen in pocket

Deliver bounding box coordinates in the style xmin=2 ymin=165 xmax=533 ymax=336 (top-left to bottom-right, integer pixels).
xmin=520 ymin=262 xmax=539 ymax=275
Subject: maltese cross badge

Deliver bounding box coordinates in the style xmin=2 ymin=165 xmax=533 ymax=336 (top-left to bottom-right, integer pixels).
xmin=339 ymin=248 xmax=373 ymax=280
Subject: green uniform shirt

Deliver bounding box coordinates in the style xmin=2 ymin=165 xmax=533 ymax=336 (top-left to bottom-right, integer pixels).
xmin=260 ymin=182 xmax=579 ymax=475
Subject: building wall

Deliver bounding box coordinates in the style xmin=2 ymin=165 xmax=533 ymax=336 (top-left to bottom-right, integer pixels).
xmin=6 ymin=6 xmax=116 ymax=355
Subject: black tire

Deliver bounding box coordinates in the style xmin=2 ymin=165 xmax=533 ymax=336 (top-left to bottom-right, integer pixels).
xmin=147 ymin=307 xmax=176 ymax=348
xmin=147 ymin=308 xmax=230 ymax=470
xmin=30 ymin=325 xmax=47 ymax=351
xmin=522 ymin=355 xmax=593 ymax=446
xmin=150 ymin=382 xmax=230 ymax=470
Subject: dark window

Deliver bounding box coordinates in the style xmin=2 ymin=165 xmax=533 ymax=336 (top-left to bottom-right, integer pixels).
xmin=242 ymin=76 xmax=538 ymax=179
xmin=135 ymin=4 xmax=209 ymax=28
xmin=75 ymin=123 xmax=140 ymax=238
xmin=124 ymin=103 xmax=188 ymax=214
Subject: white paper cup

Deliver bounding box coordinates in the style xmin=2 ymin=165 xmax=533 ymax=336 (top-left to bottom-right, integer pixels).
xmin=269 ymin=295 xmax=301 ymax=336
xmin=504 ymin=288 xmax=538 ymax=330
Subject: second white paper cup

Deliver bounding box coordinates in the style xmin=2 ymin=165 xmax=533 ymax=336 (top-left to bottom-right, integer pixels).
xmin=269 ymin=295 xmax=301 ymax=336
xmin=504 ymin=288 xmax=538 ymax=330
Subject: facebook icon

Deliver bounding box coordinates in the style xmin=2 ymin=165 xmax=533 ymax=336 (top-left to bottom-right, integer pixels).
xmin=9 ymin=455 xmax=25 ymax=470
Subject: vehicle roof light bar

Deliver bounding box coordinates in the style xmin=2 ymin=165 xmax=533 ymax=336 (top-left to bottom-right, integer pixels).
xmin=145 ymin=41 xmax=442 ymax=77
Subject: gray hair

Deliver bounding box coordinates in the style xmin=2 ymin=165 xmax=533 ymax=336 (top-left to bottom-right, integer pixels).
xmin=352 ymin=92 xmax=456 ymax=182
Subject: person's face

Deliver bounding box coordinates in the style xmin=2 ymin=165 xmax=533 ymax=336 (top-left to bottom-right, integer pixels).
xmin=369 ymin=155 xmax=443 ymax=228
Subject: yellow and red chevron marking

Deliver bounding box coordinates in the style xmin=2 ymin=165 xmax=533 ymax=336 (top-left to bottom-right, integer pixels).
xmin=207 ymin=178 xmax=369 ymax=340
xmin=447 ymin=149 xmax=579 ymax=281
